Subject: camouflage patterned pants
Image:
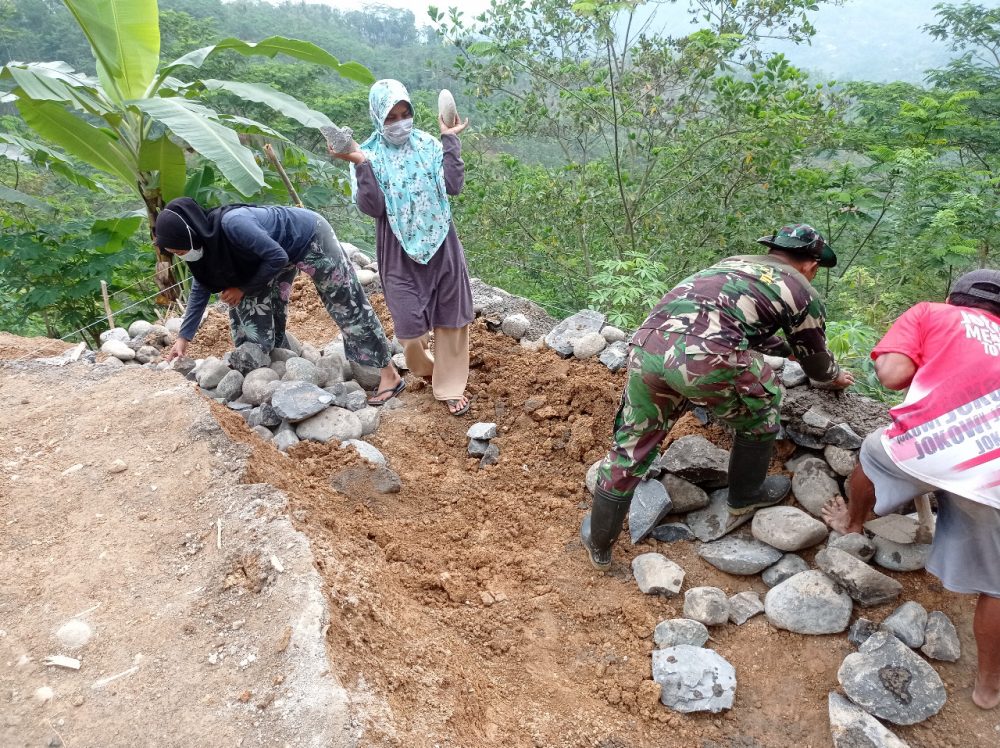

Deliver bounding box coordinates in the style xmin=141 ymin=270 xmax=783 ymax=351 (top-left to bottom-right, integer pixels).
xmin=597 ymin=329 xmax=782 ymax=498
xmin=229 ymin=216 xmax=392 ymax=368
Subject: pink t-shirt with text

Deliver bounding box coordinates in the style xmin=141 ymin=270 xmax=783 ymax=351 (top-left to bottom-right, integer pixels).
xmin=873 ymin=301 xmax=1000 ymax=509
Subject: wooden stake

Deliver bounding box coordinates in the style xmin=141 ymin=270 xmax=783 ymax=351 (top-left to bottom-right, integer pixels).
xmin=914 ymin=493 xmax=934 ymax=544
xmin=263 ymin=143 xmax=303 ymax=207
xmin=100 ymin=280 xmax=115 ymax=330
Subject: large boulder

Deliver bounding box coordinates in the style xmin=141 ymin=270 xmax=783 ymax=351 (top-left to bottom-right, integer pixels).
xmin=100 ymin=339 xmax=136 ymax=361
xmin=628 ymin=479 xmax=673 ymax=543
xmin=697 ymin=537 xmax=783 ymax=575
xmin=751 ymin=506 xmax=828 ymax=551
xmin=295 ymin=407 xmax=363 ymax=443
xmin=653 ymin=619 xmax=709 ymax=649
xmin=544 ymin=309 xmax=606 ymax=358
xmin=683 ymin=587 xmax=730 ymax=627
xmin=229 ymin=342 xmax=271 ymax=375
xmin=214 ymin=370 xmax=245 ymax=403
xmin=921 ymin=611 xmax=961 ymax=662
xmin=270 ymin=381 xmax=334 ymax=423
xmin=599 ymin=341 xmax=628 ymax=372
xmin=764 ymin=570 xmax=852 ymax=635
xmin=660 ymin=474 xmax=710 ymax=514
xmin=815 ymin=547 xmax=903 ymax=607
xmin=242 ymin=368 xmax=281 ymax=406
xmin=572 ymin=332 xmax=607 ymax=359
xmin=195 ymin=357 xmax=230 ymax=389
xmin=631 ymin=553 xmax=685 ymax=596
xmin=652 ymin=646 xmax=736 ymax=714
xmin=827 ymin=692 xmax=910 ymax=748
xmin=657 ymin=435 xmax=729 ymax=486
xmin=284 ymin=356 xmax=326 ymax=386
xmin=791 ymin=457 xmax=840 ymax=516
xmin=837 ymin=631 xmax=946 ymax=725
xmin=881 ymin=601 xmax=928 ymax=648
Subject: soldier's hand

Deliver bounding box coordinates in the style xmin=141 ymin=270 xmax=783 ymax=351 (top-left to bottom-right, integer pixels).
xmin=811 ymin=369 xmax=854 ymax=391
xmin=835 ymin=370 xmax=855 ymax=389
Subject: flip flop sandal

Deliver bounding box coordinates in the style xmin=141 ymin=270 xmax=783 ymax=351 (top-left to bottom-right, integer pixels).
xmin=445 ymin=397 xmax=470 ymax=416
xmin=367 ymin=378 xmax=406 ymax=406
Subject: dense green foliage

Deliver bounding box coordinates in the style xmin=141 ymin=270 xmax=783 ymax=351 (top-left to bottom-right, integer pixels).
xmin=0 ymin=0 xmax=997 ymax=402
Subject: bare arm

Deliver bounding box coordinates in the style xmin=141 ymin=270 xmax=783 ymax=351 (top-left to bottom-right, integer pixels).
xmin=874 ymin=352 xmax=917 ymax=390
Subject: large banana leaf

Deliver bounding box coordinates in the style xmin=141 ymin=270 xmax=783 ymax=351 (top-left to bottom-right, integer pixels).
xmin=218 ymin=114 xmax=291 ymax=141
xmin=0 ymin=133 xmax=107 ymax=191
xmin=159 ymin=36 xmax=373 ymax=87
xmin=201 ymin=80 xmax=334 ymax=129
xmin=2 ymin=62 xmax=114 ymax=117
xmin=133 ymin=98 xmax=264 ymax=196
xmin=16 ymin=99 xmax=135 ymax=185
xmin=139 ymin=135 xmax=187 ymax=203
xmin=63 ymin=0 xmax=160 ymax=102
xmin=0 ymin=185 xmax=56 ymax=214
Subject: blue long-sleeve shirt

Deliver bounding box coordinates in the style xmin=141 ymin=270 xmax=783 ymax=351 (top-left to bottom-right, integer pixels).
xmin=179 ymin=206 xmax=317 ymax=341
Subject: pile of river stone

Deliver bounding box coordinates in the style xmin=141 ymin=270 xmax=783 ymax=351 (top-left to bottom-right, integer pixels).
xmin=586 ymin=433 xmax=957 ymax=741
xmin=88 ymin=315 xmax=400 ymax=461
xmin=491 ymin=307 xmax=630 ymax=372
xmin=181 ymin=333 xmax=400 ymax=457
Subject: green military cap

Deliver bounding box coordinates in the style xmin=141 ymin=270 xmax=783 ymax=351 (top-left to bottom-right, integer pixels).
xmin=757 ymin=223 xmax=837 ymax=268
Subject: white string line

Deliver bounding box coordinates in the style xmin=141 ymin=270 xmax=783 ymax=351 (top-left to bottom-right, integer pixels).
xmin=4 ymin=280 xmax=186 ymax=365
xmin=6 ymin=251 xmax=592 ymax=366
xmin=105 ymin=269 xmax=171 ymax=298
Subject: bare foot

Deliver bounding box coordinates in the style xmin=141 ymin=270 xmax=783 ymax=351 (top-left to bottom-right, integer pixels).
xmin=821 ymin=495 xmax=864 ymax=535
xmin=973 ymin=675 xmax=1000 ymax=710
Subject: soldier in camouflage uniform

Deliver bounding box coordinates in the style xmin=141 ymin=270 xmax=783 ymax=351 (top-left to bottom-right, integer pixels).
xmin=581 ymin=224 xmax=855 ymax=570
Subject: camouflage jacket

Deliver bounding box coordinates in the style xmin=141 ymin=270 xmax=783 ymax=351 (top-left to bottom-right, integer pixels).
xmin=638 ymin=255 xmax=839 ymax=382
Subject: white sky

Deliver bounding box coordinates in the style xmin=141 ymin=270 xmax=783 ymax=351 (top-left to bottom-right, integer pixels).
xmin=313 ymin=0 xmax=492 ymax=23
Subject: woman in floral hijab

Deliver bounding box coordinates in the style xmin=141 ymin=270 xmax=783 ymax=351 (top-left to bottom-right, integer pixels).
xmin=334 ymin=79 xmax=475 ymax=416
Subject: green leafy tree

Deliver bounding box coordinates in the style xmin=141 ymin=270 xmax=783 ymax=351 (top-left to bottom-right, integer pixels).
xmin=0 ymin=0 xmax=373 ymax=301
xmin=434 ymin=0 xmax=842 ymax=325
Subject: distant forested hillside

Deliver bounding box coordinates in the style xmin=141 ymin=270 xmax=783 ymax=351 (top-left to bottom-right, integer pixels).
xmin=2 ymin=0 xmax=999 ymax=402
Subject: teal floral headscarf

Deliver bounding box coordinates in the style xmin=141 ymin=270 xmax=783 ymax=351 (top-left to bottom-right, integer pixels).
xmin=350 ymin=79 xmax=452 ymax=265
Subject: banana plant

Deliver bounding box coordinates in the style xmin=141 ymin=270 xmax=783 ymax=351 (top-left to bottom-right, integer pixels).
xmin=0 ymin=0 xmax=372 ymax=300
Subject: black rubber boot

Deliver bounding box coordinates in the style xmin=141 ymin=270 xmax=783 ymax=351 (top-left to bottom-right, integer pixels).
xmin=580 ymin=487 xmax=631 ymax=571
xmin=726 ymin=434 xmax=791 ymax=516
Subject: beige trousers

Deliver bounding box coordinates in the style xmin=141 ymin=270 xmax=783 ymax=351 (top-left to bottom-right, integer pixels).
xmin=399 ymin=325 xmax=469 ymax=401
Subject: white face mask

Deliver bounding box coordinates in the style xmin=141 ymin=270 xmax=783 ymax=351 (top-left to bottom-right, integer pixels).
xmin=383 ymin=118 xmax=413 ymax=146
xmin=161 ymin=207 xmax=203 ymax=261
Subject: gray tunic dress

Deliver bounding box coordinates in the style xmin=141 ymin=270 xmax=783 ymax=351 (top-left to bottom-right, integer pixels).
xmin=354 ymin=133 xmax=475 ymax=340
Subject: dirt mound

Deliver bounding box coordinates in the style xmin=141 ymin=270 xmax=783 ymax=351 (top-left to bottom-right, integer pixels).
xmin=205 ymin=284 xmax=988 ymax=747
xmin=2 ymin=279 xmax=993 ymax=747
xmin=0 ymin=332 xmax=74 ymax=360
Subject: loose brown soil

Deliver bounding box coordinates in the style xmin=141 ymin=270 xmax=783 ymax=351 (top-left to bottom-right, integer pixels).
xmin=2 ymin=277 xmax=997 ymax=747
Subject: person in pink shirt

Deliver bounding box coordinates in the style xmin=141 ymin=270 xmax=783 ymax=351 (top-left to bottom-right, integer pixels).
xmin=824 ymin=269 xmax=1000 ymax=710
